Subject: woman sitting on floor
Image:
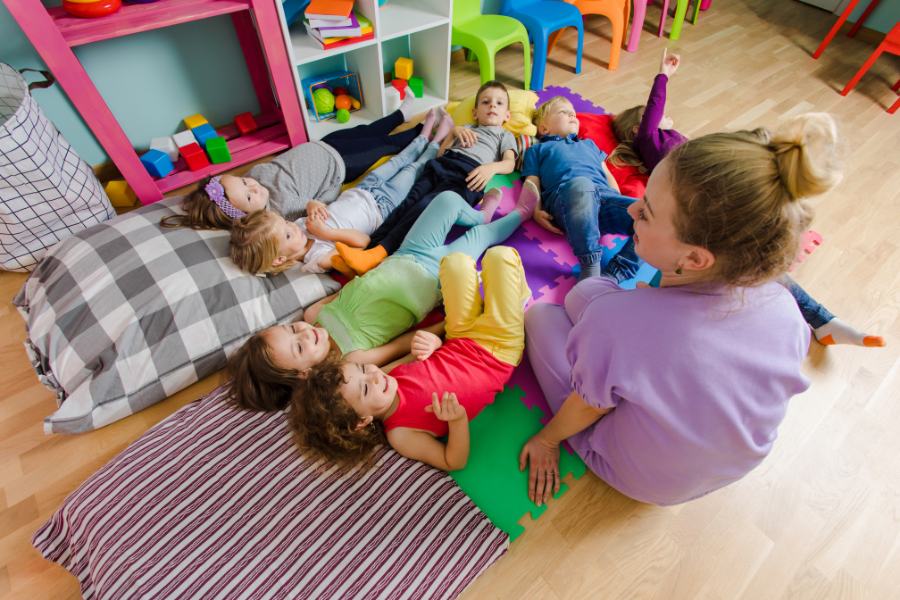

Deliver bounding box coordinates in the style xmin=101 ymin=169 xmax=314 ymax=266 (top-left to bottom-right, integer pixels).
xmin=519 ymin=113 xmax=841 ymax=507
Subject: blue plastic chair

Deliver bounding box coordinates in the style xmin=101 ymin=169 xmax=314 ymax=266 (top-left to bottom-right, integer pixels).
xmin=499 ymin=0 xmax=584 ymax=91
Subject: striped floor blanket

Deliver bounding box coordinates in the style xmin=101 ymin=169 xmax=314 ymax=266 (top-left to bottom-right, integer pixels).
xmin=32 ymin=385 xmax=508 ymax=600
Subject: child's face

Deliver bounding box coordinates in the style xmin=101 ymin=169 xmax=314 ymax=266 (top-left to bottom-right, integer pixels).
xmin=221 ymin=175 xmax=270 ymax=214
xmin=264 ymin=321 xmax=331 ymax=373
xmin=538 ymin=101 xmax=579 ymax=138
xmin=472 ymin=88 xmax=512 ymax=127
xmin=340 ymin=363 xmax=398 ymax=423
xmin=272 ymin=214 xmax=309 ymax=263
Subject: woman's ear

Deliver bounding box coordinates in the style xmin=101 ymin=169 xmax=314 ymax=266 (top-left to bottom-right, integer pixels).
xmin=682 ymin=246 xmax=716 ymax=273
xmin=354 ymin=415 xmax=373 ymax=431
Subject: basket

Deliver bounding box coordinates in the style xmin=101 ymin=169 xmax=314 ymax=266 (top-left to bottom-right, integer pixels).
xmin=300 ymin=70 xmax=363 ymax=122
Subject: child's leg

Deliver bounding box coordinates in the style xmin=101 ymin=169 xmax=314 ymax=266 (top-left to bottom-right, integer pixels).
xmin=440 ymin=247 xmax=529 ymax=367
xmin=546 ymin=177 xmax=604 ymax=277
xmin=356 ymin=135 xmax=429 ymax=198
xmin=439 ymin=210 xmax=523 ymax=271
xmin=368 ymin=140 xmax=442 ymax=219
xmin=320 ymin=110 xmax=405 ymax=141
xmin=323 ymin=124 xmax=424 ymax=183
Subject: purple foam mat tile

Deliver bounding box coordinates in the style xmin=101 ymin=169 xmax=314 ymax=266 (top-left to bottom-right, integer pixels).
xmin=536 ymin=86 xmax=609 ymax=115
xmin=509 ymin=348 xmax=576 ymax=456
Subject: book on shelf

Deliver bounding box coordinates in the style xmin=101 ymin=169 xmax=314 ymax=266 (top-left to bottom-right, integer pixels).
xmin=318 ymin=13 xmax=360 ymax=37
xmin=305 ymin=0 xmax=353 ymax=21
xmin=304 ymin=20 xmax=374 ymax=49
xmin=308 ymin=16 xmax=352 ymax=28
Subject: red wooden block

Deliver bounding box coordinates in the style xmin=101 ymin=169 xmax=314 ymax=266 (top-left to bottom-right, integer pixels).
xmin=234 ymin=112 xmax=258 ymax=136
xmin=391 ymin=79 xmax=408 ymax=100
xmin=181 ymin=143 xmax=209 ymax=171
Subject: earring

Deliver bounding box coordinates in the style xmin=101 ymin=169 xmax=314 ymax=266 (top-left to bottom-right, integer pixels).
xmin=675 ymin=265 xmax=683 ymax=275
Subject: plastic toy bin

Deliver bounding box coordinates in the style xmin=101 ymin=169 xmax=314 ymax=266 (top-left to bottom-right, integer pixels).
xmin=300 ymin=70 xmax=363 ymax=122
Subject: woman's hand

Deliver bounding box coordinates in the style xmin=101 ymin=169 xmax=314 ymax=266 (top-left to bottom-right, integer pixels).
xmin=659 ymin=48 xmax=681 ymax=77
xmin=305 ymin=212 xmax=331 ymax=237
xmin=307 ymin=200 xmax=329 ymax=221
xmin=453 ymin=126 xmax=479 ymax=148
xmin=411 ymin=330 xmax=442 ymax=361
xmin=425 ymin=392 xmax=467 ymax=422
xmin=534 ymin=210 xmax=563 ymax=235
xmin=519 ymin=431 xmax=561 ymax=507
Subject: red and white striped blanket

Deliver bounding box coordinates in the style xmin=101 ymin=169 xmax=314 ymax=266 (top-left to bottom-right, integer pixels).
xmin=33 ymin=385 xmax=508 ymax=600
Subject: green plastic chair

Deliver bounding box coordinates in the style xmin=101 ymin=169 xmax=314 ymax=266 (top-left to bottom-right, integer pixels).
xmin=669 ymin=0 xmax=702 ymax=40
xmin=452 ymin=0 xmax=532 ymax=90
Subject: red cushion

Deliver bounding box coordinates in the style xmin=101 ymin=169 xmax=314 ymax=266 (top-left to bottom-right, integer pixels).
xmin=576 ymin=113 xmax=648 ymax=199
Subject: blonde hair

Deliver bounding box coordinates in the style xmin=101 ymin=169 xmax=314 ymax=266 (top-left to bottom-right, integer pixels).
xmin=608 ymin=105 xmax=648 ymax=173
xmin=230 ymin=210 xmax=296 ymax=275
xmin=667 ymin=113 xmax=843 ymax=288
xmin=532 ymin=96 xmax=571 ymax=130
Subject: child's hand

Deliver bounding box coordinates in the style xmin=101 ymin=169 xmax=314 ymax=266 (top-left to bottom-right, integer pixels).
xmin=466 ymin=164 xmax=495 ymax=191
xmin=411 ymin=330 xmax=442 ymax=361
xmin=425 ymin=392 xmax=467 ymax=423
xmin=453 ymin=126 xmax=479 ymax=148
xmin=307 ymin=200 xmax=329 ymax=221
xmin=305 ymin=212 xmax=331 ymax=237
xmin=534 ymin=210 xmax=563 ymax=235
xmin=659 ymin=48 xmax=680 ymax=77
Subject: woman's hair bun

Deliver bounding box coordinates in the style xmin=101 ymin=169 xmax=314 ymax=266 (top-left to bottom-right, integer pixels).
xmin=769 ymin=113 xmax=843 ymax=200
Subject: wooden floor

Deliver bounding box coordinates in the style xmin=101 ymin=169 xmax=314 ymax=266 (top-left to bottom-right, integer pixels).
xmin=2 ymin=0 xmax=899 ymax=597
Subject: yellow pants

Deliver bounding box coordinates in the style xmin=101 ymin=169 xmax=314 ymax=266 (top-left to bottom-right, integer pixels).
xmin=438 ymin=247 xmax=531 ymax=367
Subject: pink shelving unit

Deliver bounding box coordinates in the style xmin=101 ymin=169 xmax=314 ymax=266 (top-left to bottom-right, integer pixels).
xmin=3 ymin=0 xmax=307 ymax=204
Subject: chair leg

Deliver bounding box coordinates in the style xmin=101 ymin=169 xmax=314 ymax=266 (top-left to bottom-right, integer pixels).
xmin=575 ymin=21 xmax=584 ymax=74
xmin=520 ymin=33 xmax=532 ymax=91
xmin=840 ymin=46 xmax=884 ymax=96
xmin=658 ymin=0 xmax=670 ymax=37
xmin=531 ymin=33 xmax=548 ymax=90
xmin=608 ymin=11 xmax=624 ymax=71
xmin=892 ymin=78 xmax=900 ymax=92
xmin=849 ymin=0 xmax=882 ymax=37
xmin=547 ymin=28 xmax=564 ymax=56
xmin=691 ymin=0 xmax=701 ymax=24
xmin=889 ymin=94 xmax=900 ymax=114
xmin=471 ymin=47 xmax=495 ymax=84
xmin=466 ymin=49 xmax=477 ymax=62
xmin=670 ymin=0 xmax=689 ymax=40
xmin=628 ymin=0 xmax=647 ymax=52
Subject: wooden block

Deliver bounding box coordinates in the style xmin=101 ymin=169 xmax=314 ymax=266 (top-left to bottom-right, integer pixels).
xmin=394 ymin=57 xmax=413 ymax=81
xmin=139 ymin=149 xmax=174 ymax=179
xmin=234 ymin=112 xmax=258 ymax=136
xmin=180 ymin=143 xmax=209 ymax=171
xmin=183 ymin=114 xmax=208 ymax=129
xmin=191 ymin=124 xmax=217 ymax=149
xmin=391 ymin=79 xmax=408 ymax=99
xmin=205 ymin=137 xmax=231 ymax=164
xmin=104 ymin=180 xmax=137 ymax=207
xmin=150 ymin=136 xmax=179 ymax=162
xmin=172 ymin=130 xmax=197 ymax=149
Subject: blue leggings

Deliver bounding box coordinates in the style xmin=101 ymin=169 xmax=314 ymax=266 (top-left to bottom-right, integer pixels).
xmin=396 ymin=191 xmax=523 ymax=279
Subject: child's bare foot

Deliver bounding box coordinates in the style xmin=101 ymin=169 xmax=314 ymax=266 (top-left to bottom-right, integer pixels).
xmin=336 ymin=243 xmax=387 ymax=275
xmin=479 ymin=188 xmax=503 ymax=223
xmin=433 ymin=113 xmax=455 ymax=144
xmin=420 ymin=108 xmax=436 ymax=141
xmin=513 ymin=179 xmax=540 ymax=222
xmin=330 ymin=254 xmax=358 ymax=280
xmin=814 ymin=318 xmax=885 ymax=347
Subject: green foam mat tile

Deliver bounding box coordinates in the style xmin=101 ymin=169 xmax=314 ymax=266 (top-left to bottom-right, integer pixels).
xmin=449 ymin=384 xmax=587 ymax=541
xmin=486 ymin=171 xmax=519 ymax=190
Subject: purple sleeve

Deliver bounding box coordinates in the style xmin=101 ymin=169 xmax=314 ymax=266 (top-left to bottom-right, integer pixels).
xmin=634 ymin=74 xmax=668 ymax=144
xmin=564 ymin=277 xmax=621 ymax=324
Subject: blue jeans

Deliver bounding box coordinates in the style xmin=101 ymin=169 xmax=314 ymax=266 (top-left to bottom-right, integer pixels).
xmin=544 ymin=176 xmax=642 ymax=283
xmin=356 ymin=136 xmax=440 ymax=220
xmin=780 ymin=275 xmax=834 ymax=329
xmin=396 ymin=191 xmax=522 ymax=279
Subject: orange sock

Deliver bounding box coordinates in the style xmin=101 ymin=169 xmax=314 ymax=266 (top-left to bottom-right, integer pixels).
xmin=336 ymin=243 xmax=387 ymax=275
xmin=330 ymin=254 xmax=358 ymax=280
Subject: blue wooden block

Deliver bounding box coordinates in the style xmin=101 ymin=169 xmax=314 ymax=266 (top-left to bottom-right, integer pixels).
xmin=140 ymin=149 xmax=174 ymax=178
xmin=192 ymin=123 xmax=217 ymax=149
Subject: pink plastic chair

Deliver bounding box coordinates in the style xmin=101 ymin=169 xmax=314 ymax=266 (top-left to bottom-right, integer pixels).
xmin=626 ymin=0 xmax=711 ymax=52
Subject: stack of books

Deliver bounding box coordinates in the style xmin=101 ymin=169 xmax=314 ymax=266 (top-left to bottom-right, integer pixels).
xmin=303 ymin=0 xmax=374 ymax=50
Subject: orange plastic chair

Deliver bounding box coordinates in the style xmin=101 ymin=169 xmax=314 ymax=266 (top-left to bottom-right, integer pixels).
xmin=889 ymin=79 xmax=900 ymax=114
xmin=840 ymin=22 xmax=900 ymax=96
xmin=547 ymin=0 xmax=630 ymax=71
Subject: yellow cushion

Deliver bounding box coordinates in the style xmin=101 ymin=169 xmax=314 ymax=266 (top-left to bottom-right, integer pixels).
xmin=450 ymin=90 xmax=539 ymax=137
xmin=341 ymin=155 xmax=391 ymax=192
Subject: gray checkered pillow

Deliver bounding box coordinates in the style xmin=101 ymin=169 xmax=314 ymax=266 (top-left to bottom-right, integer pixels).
xmin=13 ymin=196 xmax=341 ymax=434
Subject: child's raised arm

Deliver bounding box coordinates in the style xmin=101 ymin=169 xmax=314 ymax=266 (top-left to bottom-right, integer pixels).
xmin=636 ymin=49 xmax=680 ymax=142
xmin=388 ymin=392 xmax=469 ymax=470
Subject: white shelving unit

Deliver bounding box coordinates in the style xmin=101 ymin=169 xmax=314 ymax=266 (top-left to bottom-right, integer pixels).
xmin=273 ymin=0 xmax=452 ymax=141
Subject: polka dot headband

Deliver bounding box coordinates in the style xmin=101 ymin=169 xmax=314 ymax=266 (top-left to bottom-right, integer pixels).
xmin=206 ymin=175 xmax=246 ymax=220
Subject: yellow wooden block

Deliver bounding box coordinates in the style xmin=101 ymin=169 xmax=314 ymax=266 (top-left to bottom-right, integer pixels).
xmin=394 ymin=57 xmax=413 ymax=81
xmin=105 ymin=180 xmax=137 ymax=207
xmin=184 ymin=114 xmax=208 ymax=129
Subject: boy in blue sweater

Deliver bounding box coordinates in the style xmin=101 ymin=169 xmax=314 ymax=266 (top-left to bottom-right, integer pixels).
xmin=521 ymin=97 xmax=641 ymax=281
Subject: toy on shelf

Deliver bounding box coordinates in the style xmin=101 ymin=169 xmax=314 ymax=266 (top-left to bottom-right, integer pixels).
xmin=301 ymin=70 xmax=363 ymax=122
xmin=394 ymin=57 xmax=413 ymax=81
xmin=150 ymin=137 xmax=179 ymax=162
xmin=63 ymin=0 xmax=121 ymax=17
xmin=408 ymin=76 xmax=423 ymax=99
xmin=140 ymin=149 xmax=174 ymax=179
xmin=172 ymin=130 xmax=198 ymax=149
xmin=206 ymin=137 xmax=232 ymax=164
xmin=183 ymin=114 xmax=208 ymax=129
xmin=384 ymin=85 xmax=401 ymax=112
xmin=334 ymin=95 xmax=352 ymax=110
xmin=105 ymin=180 xmax=137 ymax=207
xmin=180 ymin=143 xmax=209 ymax=171
xmin=333 ymin=86 xmax=349 ymax=96
xmin=391 ymin=79 xmax=407 ymax=99
xmin=234 ymin=112 xmax=258 ymax=135
xmin=336 ymin=108 xmax=351 ymax=123
xmin=191 ymin=123 xmax=217 ymax=149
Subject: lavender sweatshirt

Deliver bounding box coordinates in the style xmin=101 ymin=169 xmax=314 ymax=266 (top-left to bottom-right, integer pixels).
xmin=634 ymin=74 xmax=689 ymax=172
xmin=563 ymin=277 xmax=810 ymax=505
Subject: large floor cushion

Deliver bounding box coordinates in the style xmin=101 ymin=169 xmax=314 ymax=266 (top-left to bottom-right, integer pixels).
xmin=32 ymin=385 xmax=509 ymax=600
xmin=13 ymin=197 xmax=341 ymax=435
